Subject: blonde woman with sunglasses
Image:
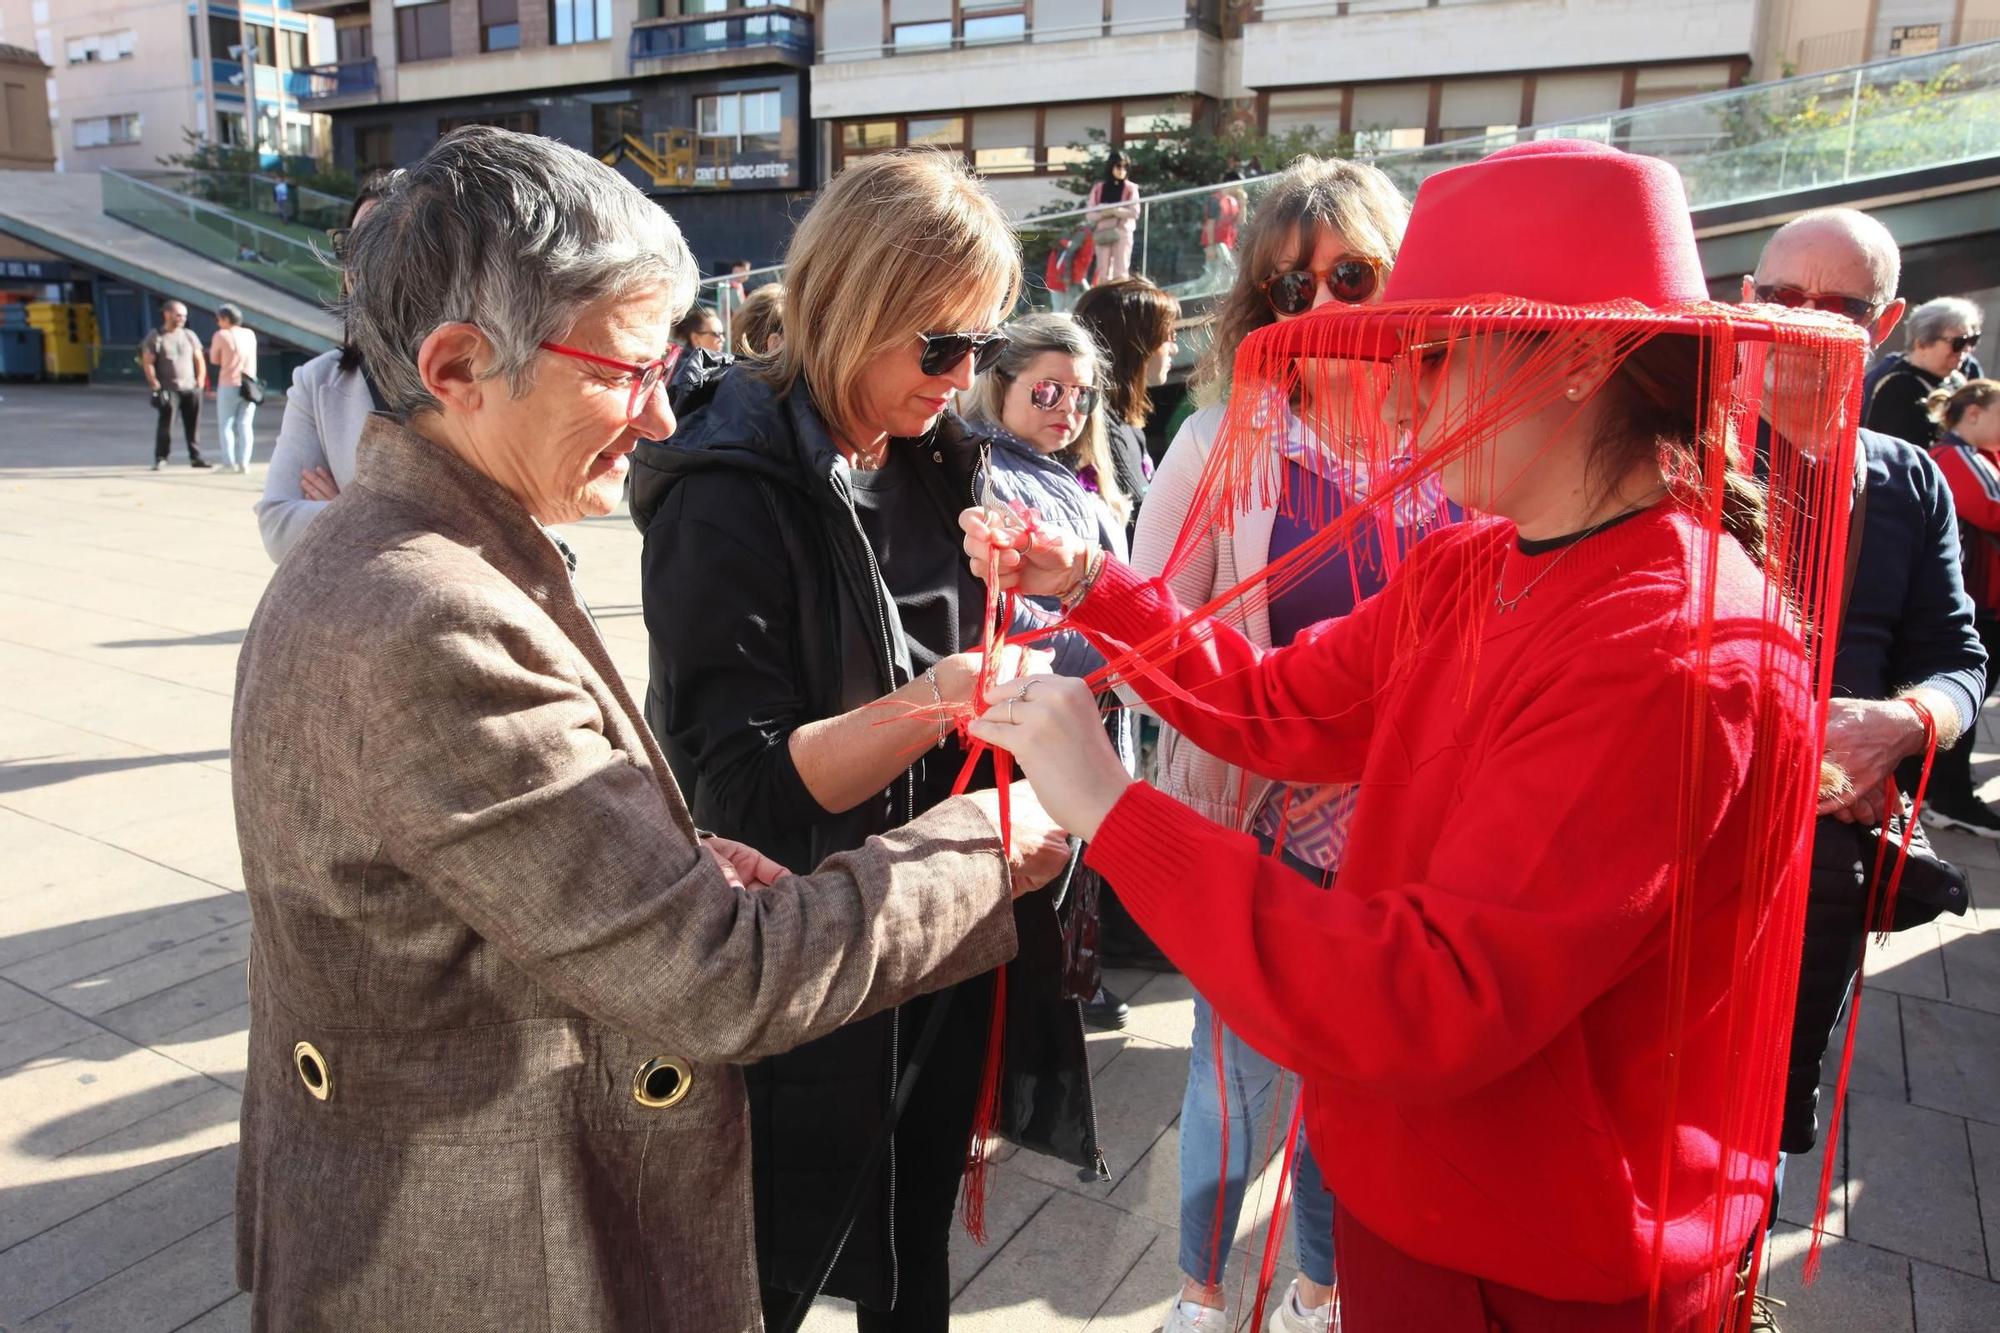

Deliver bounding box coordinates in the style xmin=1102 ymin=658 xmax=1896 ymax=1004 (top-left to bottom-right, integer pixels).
xmin=631 ymin=150 xmax=1102 ymax=1333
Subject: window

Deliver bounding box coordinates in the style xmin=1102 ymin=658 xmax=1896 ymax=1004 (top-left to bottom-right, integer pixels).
xmin=206 ymin=15 xmax=240 ymax=60
xmin=892 ymin=21 xmax=952 ymax=50
xmin=1044 ymin=102 xmax=1109 ymax=169
xmin=841 ymin=120 xmax=899 ymax=156
xmin=906 ymin=115 xmax=963 ymax=149
xmin=972 ymin=108 xmax=1036 ymax=175
xmin=336 ymin=23 xmax=373 ymax=63
xmin=283 ymin=120 xmax=315 ymax=155
xmin=75 ymin=113 xmax=142 ymax=148
xmin=66 ymin=30 xmax=136 ymax=64
xmin=281 ymin=28 xmax=310 ymax=68
xmin=698 ymin=90 xmax=783 ymax=154
xmin=482 ymin=0 xmax=521 ymax=51
xmin=592 ymin=100 xmax=640 ymax=157
xmin=440 ymin=110 xmax=541 ymax=136
xmin=244 ymin=22 xmax=277 ymax=67
xmin=356 ymin=124 xmax=396 ymax=175
xmin=1352 ymin=126 xmax=1425 ymax=154
xmin=216 ymin=109 xmax=247 ymax=148
xmin=551 ymin=0 xmax=614 ymax=45
xmin=396 ymin=1 xmax=453 ymax=62
xmin=962 ymin=14 xmax=1025 ymax=44
xmin=1121 ymin=99 xmax=1191 ymax=140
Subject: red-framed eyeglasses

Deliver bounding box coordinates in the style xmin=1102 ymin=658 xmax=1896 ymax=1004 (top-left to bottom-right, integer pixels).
xmin=538 ymin=340 xmax=683 ymax=421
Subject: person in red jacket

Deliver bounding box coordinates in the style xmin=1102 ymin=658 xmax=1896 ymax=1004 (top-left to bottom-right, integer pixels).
xmin=1926 ymin=377 xmax=2000 ymax=818
xmin=956 ymin=141 xmax=1864 ymax=1332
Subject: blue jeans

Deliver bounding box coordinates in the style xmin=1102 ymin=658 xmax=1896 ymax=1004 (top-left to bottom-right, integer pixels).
xmin=217 ymin=384 xmax=257 ymax=469
xmin=1177 ymin=995 xmax=1337 ymax=1289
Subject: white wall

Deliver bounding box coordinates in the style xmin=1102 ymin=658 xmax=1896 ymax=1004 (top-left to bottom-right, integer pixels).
xmin=1243 ymin=0 xmax=1757 ymax=91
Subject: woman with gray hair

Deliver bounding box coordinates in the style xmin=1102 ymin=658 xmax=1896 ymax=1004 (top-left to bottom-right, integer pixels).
xmin=229 ymin=126 xmax=1068 ymax=1331
xmin=1865 ymin=294 xmax=1986 ymax=446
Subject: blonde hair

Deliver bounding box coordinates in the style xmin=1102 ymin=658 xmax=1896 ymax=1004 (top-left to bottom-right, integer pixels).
xmin=1928 ymin=377 xmax=2000 ymax=429
xmin=758 ymin=152 xmax=1021 ymax=442
xmin=734 ymin=283 xmax=785 ymax=358
xmin=1194 ymin=156 xmax=1408 ymax=404
xmin=963 ymin=312 xmax=1127 ymax=524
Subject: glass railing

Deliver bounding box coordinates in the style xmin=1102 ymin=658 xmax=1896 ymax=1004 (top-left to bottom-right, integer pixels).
xmin=630 ymin=8 xmax=813 ymax=65
xmin=297 ymin=58 xmax=379 ymax=102
xmin=120 ymin=168 xmax=351 ymax=239
xmin=101 ymin=170 xmax=339 ymax=307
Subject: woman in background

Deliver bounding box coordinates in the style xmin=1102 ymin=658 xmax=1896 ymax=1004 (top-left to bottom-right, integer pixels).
xmin=256 ymin=177 xmax=388 ymax=561
xmin=1925 ymin=378 xmax=2000 ymax=833
xmin=209 ymin=304 xmax=259 ymax=474
xmin=1073 ymin=276 xmax=1178 ymax=530
xmin=1086 ymin=150 xmax=1141 ymax=284
xmin=734 ymin=282 xmax=786 ymax=357
xmin=1128 ymin=155 xmax=1415 ymax=1333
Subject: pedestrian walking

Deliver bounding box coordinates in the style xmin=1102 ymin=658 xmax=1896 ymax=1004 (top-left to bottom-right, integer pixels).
xmin=209 ymin=304 xmax=260 ymax=473
xmin=139 ymin=300 xmax=209 ymax=470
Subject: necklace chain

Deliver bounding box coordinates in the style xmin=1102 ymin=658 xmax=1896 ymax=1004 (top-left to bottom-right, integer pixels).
xmin=1492 ymin=501 xmax=1651 ymax=614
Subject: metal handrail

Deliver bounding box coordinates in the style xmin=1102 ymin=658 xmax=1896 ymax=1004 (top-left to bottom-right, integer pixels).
xmin=820 ymin=12 xmax=1192 ymax=61
xmin=104 ymin=169 xmax=320 ymax=254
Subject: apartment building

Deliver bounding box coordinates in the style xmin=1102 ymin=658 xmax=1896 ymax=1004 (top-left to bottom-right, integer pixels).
xmin=0 ymin=39 xmax=52 ymax=169
xmin=297 ymin=0 xmax=813 ymax=268
xmin=0 ymin=1 xmax=330 ymax=173
xmin=815 ymin=0 xmax=2000 ymax=216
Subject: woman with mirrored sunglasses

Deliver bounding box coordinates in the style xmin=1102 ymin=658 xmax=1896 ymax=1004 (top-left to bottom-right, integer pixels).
xmin=1124 ymin=155 xmax=1435 ymax=1333
xmin=631 ymin=150 xmax=1103 ymax=1333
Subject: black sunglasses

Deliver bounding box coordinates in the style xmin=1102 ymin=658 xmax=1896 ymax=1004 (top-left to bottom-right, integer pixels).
xmin=1949 ymin=332 xmax=1984 ymax=353
xmin=917 ymin=330 xmax=1008 ymax=378
xmin=1752 ymin=284 xmax=1880 ymax=327
xmin=1261 ymin=257 xmax=1382 ymax=317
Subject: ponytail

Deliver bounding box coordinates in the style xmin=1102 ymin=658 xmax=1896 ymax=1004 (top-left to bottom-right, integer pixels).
xmin=1927 ymin=378 xmax=2000 ymax=431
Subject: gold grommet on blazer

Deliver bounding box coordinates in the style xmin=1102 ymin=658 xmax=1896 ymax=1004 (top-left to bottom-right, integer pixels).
xmin=632 ymin=1056 xmax=692 ymax=1109
xmin=293 ymin=1041 xmax=332 ymax=1101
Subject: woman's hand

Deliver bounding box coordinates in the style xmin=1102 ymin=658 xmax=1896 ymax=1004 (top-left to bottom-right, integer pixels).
xmin=968 ymin=675 xmax=1134 ymax=841
xmin=963 ymin=782 xmax=1074 ymax=898
xmin=704 ymin=836 xmax=791 ymax=889
xmin=300 ymin=467 xmax=341 ymax=502
xmin=959 ymin=507 xmax=1091 ymax=599
xmin=933 ymin=644 xmax=1053 ymax=706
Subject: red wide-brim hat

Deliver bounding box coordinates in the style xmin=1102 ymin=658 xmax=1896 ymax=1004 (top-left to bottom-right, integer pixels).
xmin=1254 ymin=139 xmax=1867 ymax=360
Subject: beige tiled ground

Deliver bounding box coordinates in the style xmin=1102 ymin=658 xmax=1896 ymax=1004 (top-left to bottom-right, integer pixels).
xmin=5 ymin=383 xmax=2000 ymax=1331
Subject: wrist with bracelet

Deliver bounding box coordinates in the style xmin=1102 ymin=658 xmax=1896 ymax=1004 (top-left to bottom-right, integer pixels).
xmin=923 ymin=665 xmax=949 ymax=749
xmin=1058 ymin=546 xmax=1108 ymax=613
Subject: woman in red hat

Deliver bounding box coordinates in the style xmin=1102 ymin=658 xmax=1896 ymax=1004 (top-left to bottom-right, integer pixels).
xmin=957 ymin=140 xmax=1863 ymax=1331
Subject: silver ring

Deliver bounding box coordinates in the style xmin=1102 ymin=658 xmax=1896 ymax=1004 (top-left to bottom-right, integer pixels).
xmin=1014 ymin=680 xmax=1034 ymax=703
xmin=1006 ymin=699 xmax=1018 ymax=725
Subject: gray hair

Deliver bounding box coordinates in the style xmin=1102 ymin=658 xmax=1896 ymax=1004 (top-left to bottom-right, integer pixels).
xmin=341 ymin=126 xmax=698 ymax=420
xmin=1908 ymin=296 xmax=1983 ymax=348
xmin=217 ymin=303 xmax=243 ymax=325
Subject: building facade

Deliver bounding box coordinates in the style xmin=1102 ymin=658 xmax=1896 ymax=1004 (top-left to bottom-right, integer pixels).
xmin=0 ymin=40 xmax=53 ymax=169
xmin=298 ymin=0 xmax=812 ymax=269
xmin=0 ymin=1 xmax=330 ymax=174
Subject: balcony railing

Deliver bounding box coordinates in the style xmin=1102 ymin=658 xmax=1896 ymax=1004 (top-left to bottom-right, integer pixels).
xmin=296 ymin=58 xmax=380 ymax=103
xmin=630 ymin=8 xmax=813 ymax=66
xmin=1795 ymin=20 xmax=2000 ymax=76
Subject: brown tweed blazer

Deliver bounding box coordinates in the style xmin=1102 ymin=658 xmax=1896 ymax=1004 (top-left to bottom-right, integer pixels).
xmin=230 ymin=417 xmax=1018 ymax=1331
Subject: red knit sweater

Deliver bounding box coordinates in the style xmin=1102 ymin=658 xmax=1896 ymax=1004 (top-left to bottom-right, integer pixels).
xmin=1077 ymin=506 xmax=1815 ymax=1314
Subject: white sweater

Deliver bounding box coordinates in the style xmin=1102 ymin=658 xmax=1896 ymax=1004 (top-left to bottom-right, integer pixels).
xmin=255 ymin=349 xmax=375 ymax=563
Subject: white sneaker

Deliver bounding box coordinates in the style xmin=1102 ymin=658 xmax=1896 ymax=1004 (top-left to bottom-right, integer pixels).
xmin=1160 ymin=1296 xmax=1230 ymax=1333
xmin=1265 ymin=1279 xmax=1339 ymax=1333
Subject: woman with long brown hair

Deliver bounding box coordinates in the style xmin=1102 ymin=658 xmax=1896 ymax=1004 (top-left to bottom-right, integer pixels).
xmin=1074 ymin=276 xmax=1179 ymax=528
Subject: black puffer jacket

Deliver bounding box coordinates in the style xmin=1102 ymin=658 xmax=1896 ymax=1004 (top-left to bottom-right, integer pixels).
xmin=629 ymin=369 xmax=1103 ymax=1309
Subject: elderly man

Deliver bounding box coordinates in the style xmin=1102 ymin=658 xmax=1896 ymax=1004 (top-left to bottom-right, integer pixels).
xmin=139 ymin=299 xmax=209 ymax=471
xmin=230 ymin=126 xmax=1067 ymax=1330
xmin=1864 ymin=294 xmax=1986 ymax=447
xmin=1743 ymin=209 xmax=1987 ymax=1329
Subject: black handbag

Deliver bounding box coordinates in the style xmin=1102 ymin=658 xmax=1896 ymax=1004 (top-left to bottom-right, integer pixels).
xmin=239 ymin=374 xmax=267 ymax=406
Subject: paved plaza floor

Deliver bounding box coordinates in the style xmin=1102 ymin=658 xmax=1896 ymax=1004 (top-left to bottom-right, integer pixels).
xmin=4 ymin=382 xmax=2000 ymax=1331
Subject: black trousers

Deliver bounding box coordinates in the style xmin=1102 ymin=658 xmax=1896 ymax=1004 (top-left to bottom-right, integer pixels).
xmin=1926 ymin=614 xmax=2000 ymax=806
xmin=760 ymin=975 xmax=994 ymax=1333
xmin=155 ymin=390 xmax=202 ymax=462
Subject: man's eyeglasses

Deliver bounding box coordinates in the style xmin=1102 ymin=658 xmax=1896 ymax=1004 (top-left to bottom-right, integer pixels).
xmin=1948 ymin=332 xmax=1984 ymax=353
xmin=917 ymin=330 xmax=1008 ymax=378
xmin=1752 ymin=284 xmax=1881 ymax=327
xmin=1260 ymin=257 xmax=1384 ymax=317
xmin=539 ymin=340 xmax=684 ymax=421
xmin=1019 ymin=378 xmax=1099 ymax=415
